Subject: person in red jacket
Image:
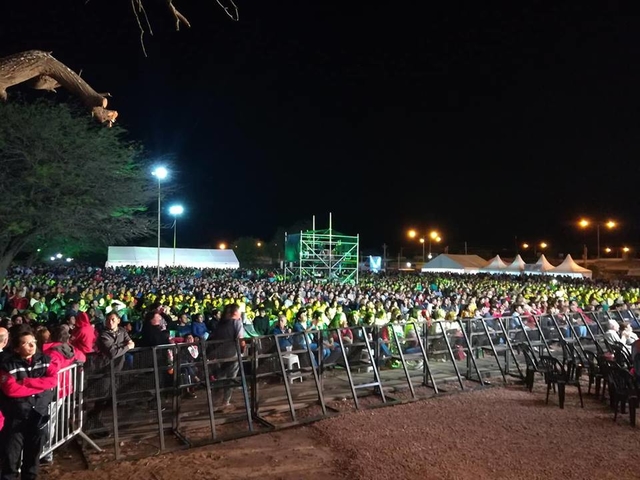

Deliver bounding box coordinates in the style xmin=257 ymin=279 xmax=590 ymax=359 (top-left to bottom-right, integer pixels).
xmin=70 ymin=311 xmax=96 ymax=359
xmin=41 ymin=325 xmax=83 ymax=464
xmin=0 ymin=325 xmax=58 ymax=479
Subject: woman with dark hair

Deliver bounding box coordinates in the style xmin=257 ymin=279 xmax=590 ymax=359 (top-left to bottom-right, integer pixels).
xmin=0 ymin=326 xmax=58 ymax=479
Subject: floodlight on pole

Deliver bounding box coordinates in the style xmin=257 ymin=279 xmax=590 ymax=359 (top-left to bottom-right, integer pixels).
xmin=578 ymin=218 xmax=616 ymax=260
xmin=169 ymin=204 xmax=184 ymax=266
xmin=152 ymin=167 xmax=169 ymax=279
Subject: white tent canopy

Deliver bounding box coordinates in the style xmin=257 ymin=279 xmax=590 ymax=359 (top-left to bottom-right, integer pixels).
xmin=421 ymin=254 xmax=487 ymax=274
xmin=504 ymin=254 xmax=527 ymax=274
xmin=551 ymin=254 xmax=592 ymax=279
xmin=481 ymin=255 xmax=508 ymax=273
xmin=106 ymin=246 xmax=240 ymax=269
xmin=524 ymin=254 xmax=556 ymax=275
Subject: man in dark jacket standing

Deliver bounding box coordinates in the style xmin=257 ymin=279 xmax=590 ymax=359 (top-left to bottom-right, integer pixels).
xmin=209 ymin=304 xmax=245 ymax=412
xmin=87 ymin=311 xmax=134 ymax=435
xmin=0 ymin=326 xmax=58 ymax=480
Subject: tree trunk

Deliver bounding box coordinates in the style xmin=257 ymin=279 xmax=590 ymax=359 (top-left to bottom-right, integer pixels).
xmin=0 ymin=50 xmax=117 ymax=126
xmin=0 ymin=253 xmax=15 ymax=293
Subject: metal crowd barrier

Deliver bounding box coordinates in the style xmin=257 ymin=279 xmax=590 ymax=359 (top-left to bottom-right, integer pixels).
xmin=40 ymin=362 xmax=101 ymax=459
xmin=75 ymin=307 xmax=640 ymax=460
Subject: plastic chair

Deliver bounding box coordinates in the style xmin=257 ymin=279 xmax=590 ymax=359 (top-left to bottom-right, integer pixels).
xmin=520 ymin=343 xmax=550 ymax=392
xmin=538 ymin=355 xmax=584 ymax=409
xmin=608 ymin=365 xmax=639 ymax=427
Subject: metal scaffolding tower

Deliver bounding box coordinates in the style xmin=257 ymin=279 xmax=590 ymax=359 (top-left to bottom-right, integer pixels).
xmin=283 ymin=213 xmax=359 ymax=284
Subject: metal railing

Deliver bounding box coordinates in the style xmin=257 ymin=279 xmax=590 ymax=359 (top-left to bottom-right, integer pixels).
xmin=40 ymin=362 xmax=101 ymax=459
xmin=72 ymin=307 xmax=640 ymax=460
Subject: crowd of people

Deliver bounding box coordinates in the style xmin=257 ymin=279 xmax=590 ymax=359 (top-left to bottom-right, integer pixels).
xmin=1 ymin=262 xmax=640 ymax=477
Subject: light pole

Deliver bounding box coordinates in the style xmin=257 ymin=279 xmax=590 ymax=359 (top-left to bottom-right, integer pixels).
xmin=427 ymin=231 xmax=440 ymax=259
xmin=408 ymin=229 xmax=441 ymax=261
xmin=169 ymin=204 xmax=184 ymax=266
xmin=152 ymin=166 xmax=168 ymax=279
xmin=579 ymin=218 xmax=616 ymax=260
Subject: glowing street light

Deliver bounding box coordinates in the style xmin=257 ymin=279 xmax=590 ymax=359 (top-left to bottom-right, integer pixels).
xmin=521 ymin=242 xmax=547 ymax=256
xmin=408 ymin=229 xmax=441 ymax=261
xmin=152 ymin=167 xmax=169 ymax=279
xmin=219 ymin=243 xmax=227 ymax=250
xmin=578 ymin=218 xmax=616 ymax=260
xmin=168 ymin=204 xmax=184 ymax=266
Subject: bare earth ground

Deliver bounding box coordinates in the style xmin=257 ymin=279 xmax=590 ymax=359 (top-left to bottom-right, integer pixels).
xmin=41 ymin=383 xmax=640 ymax=480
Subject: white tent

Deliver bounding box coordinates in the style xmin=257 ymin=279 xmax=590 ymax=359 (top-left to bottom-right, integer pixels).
xmin=550 ymin=254 xmax=592 ymax=279
xmin=524 ymin=254 xmax=556 ymax=275
xmin=503 ymin=254 xmax=527 ymax=274
xmin=106 ymin=246 xmax=240 ymax=269
xmin=421 ymin=254 xmax=487 ymax=274
xmin=481 ymin=255 xmax=508 ymax=273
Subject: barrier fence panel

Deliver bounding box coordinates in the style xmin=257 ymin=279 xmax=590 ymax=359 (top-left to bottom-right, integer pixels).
xmin=272 ymin=330 xmax=326 ymax=422
xmin=323 ymin=325 xmax=386 ymax=410
xmin=388 ymin=321 xmax=439 ymax=398
xmin=426 ymin=320 xmax=465 ymax=389
xmin=457 ymin=319 xmax=483 ymax=386
xmin=40 ymin=362 xmax=101 ymax=460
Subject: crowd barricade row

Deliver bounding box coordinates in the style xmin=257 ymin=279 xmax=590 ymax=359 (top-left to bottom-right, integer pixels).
xmin=69 ymin=310 xmax=633 ymax=460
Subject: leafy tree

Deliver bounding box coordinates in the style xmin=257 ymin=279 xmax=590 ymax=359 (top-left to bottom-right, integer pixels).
xmin=0 ymin=98 xmax=157 ymax=285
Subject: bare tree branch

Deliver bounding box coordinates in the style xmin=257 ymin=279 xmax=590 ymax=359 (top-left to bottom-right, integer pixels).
xmin=168 ymin=0 xmax=191 ymax=30
xmin=0 ymin=50 xmax=118 ymax=126
xmin=216 ymin=0 xmax=239 ymax=21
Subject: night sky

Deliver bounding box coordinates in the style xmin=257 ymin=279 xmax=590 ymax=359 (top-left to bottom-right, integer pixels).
xmin=2 ymin=2 xmax=640 ymax=258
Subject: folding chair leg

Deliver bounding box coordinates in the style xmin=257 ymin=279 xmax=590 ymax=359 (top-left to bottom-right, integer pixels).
xmin=526 ymin=370 xmax=534 ymax=392
xmin=577 ymin=384 xmax=583 ymax=408
xmin=558 ymin=383 xmax=566 ymax=409
xmin=546 ymin=382 xmax=551 ymax=404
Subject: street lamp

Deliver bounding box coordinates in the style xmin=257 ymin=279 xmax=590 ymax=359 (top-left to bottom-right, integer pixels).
xmin=168 ymin=204 xmax=184 ymax=266
xmin=521 ymin=241 xmax=547 ymax=257
xmin=408 ymin=229 xmax=441 ymax=261
xmin=152 ymin=166 xmax=168 ymax=279
xmin=578 ymin=218 xmax=616 ymax=260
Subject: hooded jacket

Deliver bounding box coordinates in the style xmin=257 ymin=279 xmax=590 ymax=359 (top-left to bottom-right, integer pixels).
xmin=70 ymin=311 xmax=96 ymax=357
xmin=43 ymin=342 xmax=81 ymax=398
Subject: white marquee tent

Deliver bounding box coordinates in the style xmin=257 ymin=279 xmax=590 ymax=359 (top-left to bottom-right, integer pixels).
xmin=106 ymin=246 xmax=240 ymax=269
xmin=550 ymin=254 xmax=592 ymax=279
xmin=480 ymin=255 xmax=508 ymax=274
xmin=524 ymin=254 xmax=556 ymax=275
xmin=504 ymin=254 xmax=527 ymax=274
xmin=420 ymin=254 xmax=487 ymax=274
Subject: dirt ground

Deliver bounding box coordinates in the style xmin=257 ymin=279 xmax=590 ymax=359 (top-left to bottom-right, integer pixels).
xmin=41 ymin=383 xmax=640 ymax=480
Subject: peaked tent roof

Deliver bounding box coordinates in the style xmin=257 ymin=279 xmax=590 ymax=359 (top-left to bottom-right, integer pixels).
xmin=536 ymin=254 xmax=556 ymax=271
xmin=421 ymin=254 xmax=487 ymax=273
xmin=551 ymin=254 xmax=593 ymax=278
xmin=504 ymin=254 xmax=527 ymax=272
xmin=525 ymin=254 xmax=556 ymax=274
xmin=481 ymin=255 xmax=508 ymax=270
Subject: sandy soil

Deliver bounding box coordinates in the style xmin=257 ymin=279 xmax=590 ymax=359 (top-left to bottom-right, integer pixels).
xmin=41 ymin=383 xmax=640 ymax=480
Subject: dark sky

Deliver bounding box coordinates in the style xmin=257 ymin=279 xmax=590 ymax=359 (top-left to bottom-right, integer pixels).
xmin=3 ymin=2 xmax=640 ymax=257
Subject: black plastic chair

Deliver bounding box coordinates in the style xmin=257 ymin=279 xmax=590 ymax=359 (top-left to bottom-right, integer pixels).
xmin=520 ymin=343 xmax=550 ymax=392
xmin=608 ymin=365 xmax=639 ymax=427
xmin=538 ymin=355 xmax=584 ymax=409
xmin=609 ymin=342 xmax=633 ymax=370
xmin=582 ymin=350 xmax=601 ymax=395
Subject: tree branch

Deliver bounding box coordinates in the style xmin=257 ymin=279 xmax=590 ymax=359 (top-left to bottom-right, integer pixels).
xmin=0 ymin=50 xmax=117 ymax=126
